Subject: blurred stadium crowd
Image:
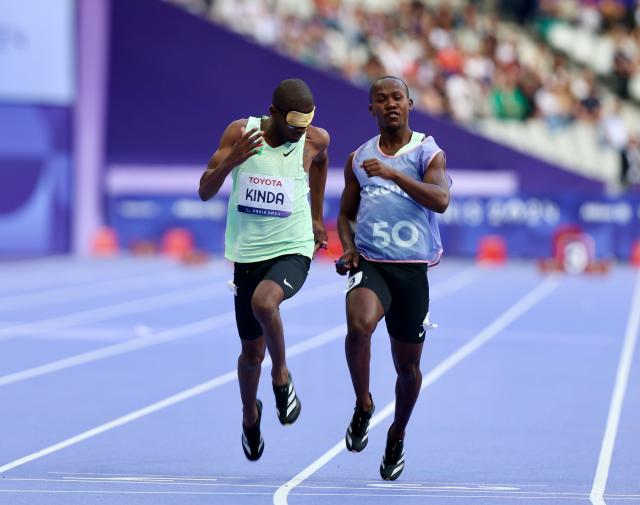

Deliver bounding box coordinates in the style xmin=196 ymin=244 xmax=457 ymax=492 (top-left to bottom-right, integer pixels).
xmin=168 ymin=0 xmax=640 ymax=188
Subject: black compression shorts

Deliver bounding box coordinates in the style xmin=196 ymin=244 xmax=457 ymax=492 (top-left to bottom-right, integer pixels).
xmin=233 ymin=254 xmax=310 ymax=340
xmin=346 ymin=256 xmax=429 ymax=344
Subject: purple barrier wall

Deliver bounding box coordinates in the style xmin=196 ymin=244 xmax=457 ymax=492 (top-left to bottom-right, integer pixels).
xmin=106 ymin=0 xmax=603 ymax=195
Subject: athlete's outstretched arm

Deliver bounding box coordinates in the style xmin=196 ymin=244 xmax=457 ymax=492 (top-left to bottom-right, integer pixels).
xmin=336 ymin=152 xmax=360 ymax=275
xmin=198 ymin=119 xmax=263 ymax=201
xmin=308 ymin=127 xmax=331 ymax=252
xmin=360 ymin=152 xmax=449 ymax=213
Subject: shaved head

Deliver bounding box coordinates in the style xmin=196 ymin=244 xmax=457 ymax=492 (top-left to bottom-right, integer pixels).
xmin=369 ymin=76 xmax=410 ymax=103
xmin=272 ymin=79 xmax=315 ymax=113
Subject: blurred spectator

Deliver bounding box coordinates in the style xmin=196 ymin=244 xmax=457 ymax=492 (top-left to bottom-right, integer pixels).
xmin=577 ymin=72 xmax=603 ymax=122
xmin=536 ymin=0 xmax=640 ymax=102
xmin=445 ymin=73 xmax=477 ymax=123
xmin=535 ymin=79 xmax=574 ymax=129
xmin=599 ymin=100 xmax=630 ymax=183
xmin=490 ymin=68 xmax=529 ymax=119
xmin=167 ymin=0 xmax=639 ymax=137
xmin=625 ymin=134 xmax=640 ymax=184
xmin=169 ymin=0 xmax=211 ymax=13
xmin=611 ymin=26 xmax=636 ymax=98
xmin=499 ymin=0 xmax=538 ymax=25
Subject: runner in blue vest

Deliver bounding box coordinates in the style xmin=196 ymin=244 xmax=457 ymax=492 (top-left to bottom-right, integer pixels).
xmin=336 ymin=76 xmax=450 ymax=480
xmin=199 ymin=79 xmax=329 ymax=461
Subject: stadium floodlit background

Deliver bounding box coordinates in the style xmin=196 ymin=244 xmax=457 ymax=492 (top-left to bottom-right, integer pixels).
xmin=0 ymin=1 xmax=639 ymax=504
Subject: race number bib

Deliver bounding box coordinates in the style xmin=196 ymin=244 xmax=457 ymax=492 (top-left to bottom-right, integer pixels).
xmin=237 ymin=173 xmax=294 ymax=217
xmin=345 ymin=271 xmax=363 ymax=293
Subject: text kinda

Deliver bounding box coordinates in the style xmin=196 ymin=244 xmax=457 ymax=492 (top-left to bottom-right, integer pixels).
xmin=245 ymin=189 xmax=285 ymax=205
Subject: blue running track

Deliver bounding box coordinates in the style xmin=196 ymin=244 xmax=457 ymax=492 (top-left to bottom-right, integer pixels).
xmin=0 ymin=256 xmax=638 ymax=505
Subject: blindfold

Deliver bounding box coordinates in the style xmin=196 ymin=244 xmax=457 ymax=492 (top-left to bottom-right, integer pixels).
xmin=284 ymin=107 xmax=315 ymax=128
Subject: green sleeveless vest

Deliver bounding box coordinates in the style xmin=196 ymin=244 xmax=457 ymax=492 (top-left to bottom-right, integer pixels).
xmin=224 ymin=116 xmax=314 ymax=263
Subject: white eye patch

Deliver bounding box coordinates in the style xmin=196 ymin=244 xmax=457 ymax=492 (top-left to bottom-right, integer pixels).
xmin=286 ymin=107 xmax=315 ymax=127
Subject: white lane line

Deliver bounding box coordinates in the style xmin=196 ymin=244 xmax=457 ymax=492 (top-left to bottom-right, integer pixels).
xmin=52 ymin=471 xmax=209 ymax=477
xmin=590 ymin=270 xmax=640 ymax=505
xmin=428 ymin=265 xmax=479 ymax=299
xmin=10 ymin=477 xmax=640 ymax=500
xmin=0 ymin=283 xmax=225 ymax=342
xmin=0 ymin=324 xmax=347 ymax=475
xmin=0 ymin=267 xmax=480 ymax=472
xmin=4 ymin=327 xmax=140 ymax=342
xmin=0 ymin=490 xmax=273 ymax=496
xmin=0 ymin=266 xmax=212 ymax=312
xmin=0 ymin=280 xmax=344 ymax=387
xmin=0 ymin=258 xmax=175 ymax=295
xmin=47 ymin=473 xmax=549 ymax=488
xmin=273 ymin=276 xmax=559 ymax=505
xmin=0 ymin=267 xmax=478 ymax=387
xmin=0 ymin=315 xmax=233 ymax=387
xmin=0 ymin=255 xmax=67 ymax=268
xmin=0 ymin=476 xmax=612 ymax=497
xmin=3 ymin=490 xmax=633 ymax=500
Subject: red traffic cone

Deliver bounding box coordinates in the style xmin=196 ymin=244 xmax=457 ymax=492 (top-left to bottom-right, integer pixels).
xmin=161 ymin=228 xmax=195 ymax=260
xmin=631 ymin=240 xmax=640 ymax=268
xmin=476 ymin=235 xmax=507 ymax=265
xmin=91 ymin=227 xmax=119 ymax=257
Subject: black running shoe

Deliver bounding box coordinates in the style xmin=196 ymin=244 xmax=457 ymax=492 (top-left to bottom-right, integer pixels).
xmin=241 ymin=399 xmax=264 ymax=461
xmin=273 ymin=374 xmax=301 ymax=425
xmin=345 ymin=394 xmax=375 ymax=452
xmin=380 ymin=433 xmax=405 ymax=480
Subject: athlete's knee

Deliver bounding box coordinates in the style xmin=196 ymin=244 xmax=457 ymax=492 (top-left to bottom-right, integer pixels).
xmin=395 ymin=361 xmax=421 ymax=382
xmin=251 ymin=294 xmax=279 ymax=322
xmin=347 ymin=316 xmax=376 ymax=342
xmin=240 ymin=345 xmax=265 ymax=369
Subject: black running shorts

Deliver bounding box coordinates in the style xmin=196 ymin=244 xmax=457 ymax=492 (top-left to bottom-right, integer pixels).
xmin=346 ymin=256 xmax=429 ymax=344
xmin=233 ymin=254 xmax=311 ymax=340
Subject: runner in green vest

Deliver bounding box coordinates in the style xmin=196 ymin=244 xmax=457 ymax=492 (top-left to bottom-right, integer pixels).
xmin=199 ymin=79 xmax=330 ymax=461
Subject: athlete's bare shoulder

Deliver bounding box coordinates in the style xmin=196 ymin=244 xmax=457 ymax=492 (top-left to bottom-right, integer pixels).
xmin=228 ymin=118 xmax=249 ymax=135
xmin=305 ymin=125 xmax=330 ymax=152
xmin=231 ymin=118 xmax=249 ymax=127
xmin=217 ymin=118 xmax=251 ymax=147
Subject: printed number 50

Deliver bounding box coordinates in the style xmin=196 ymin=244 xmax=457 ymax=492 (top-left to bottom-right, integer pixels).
xmin=372 ymin=220 xmax=419 ymax=248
